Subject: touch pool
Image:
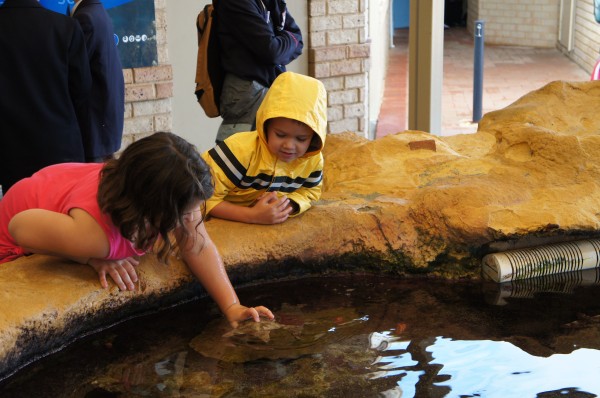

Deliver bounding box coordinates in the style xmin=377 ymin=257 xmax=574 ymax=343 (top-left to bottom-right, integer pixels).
xmin=1 ymin=271 xmax=600 ymax=397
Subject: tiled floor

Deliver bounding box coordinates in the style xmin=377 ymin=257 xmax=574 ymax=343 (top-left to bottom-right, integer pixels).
xmin=376 ymin=27 xmax=591 ymax=138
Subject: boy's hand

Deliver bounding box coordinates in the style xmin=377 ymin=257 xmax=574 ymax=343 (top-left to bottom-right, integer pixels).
xmin=224 ymin=303 xmax=275 ymax=328
xmin=88 ymin=257 xmax=140 ymax=291
xmin=251 ymin=192 xmax=293 ymax=224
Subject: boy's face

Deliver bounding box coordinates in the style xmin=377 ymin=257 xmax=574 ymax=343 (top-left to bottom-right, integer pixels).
xmin=266 ymin=117 xmax=315 ymax=163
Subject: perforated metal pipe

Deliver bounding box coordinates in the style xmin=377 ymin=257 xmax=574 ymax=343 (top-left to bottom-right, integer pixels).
xmin=482 ymin=239 xmax=600 ymax=283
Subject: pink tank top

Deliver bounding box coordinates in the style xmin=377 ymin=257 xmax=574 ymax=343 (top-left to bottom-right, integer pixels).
xmin=0 ymin=163 xmax=145 ymax=264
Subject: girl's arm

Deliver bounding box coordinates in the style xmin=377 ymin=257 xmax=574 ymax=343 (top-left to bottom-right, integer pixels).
xmin=177 ymin=213 xmax=274 ymax=327
xmin=8 ymin=208 xmax=139 ymax=290
xmin=9 ymin=208 xmax=109 ymax=258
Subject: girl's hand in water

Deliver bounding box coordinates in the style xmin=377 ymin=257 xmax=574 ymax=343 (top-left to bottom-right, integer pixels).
xmin=224 ymin=303 xmax=275 ymax=328
xmin=87 ymin=257 xmax=140 ymax=291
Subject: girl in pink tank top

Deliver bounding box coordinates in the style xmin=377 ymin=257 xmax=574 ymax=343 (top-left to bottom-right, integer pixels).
xmin=0 ymin=132 xmax=273 ymax=329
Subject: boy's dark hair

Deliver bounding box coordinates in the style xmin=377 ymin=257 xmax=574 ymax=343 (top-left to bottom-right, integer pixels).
xmin=98 ymin=132 xmax=214 ymax=263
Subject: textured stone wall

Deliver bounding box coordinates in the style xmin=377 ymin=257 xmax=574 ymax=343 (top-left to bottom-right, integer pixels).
xmin=308 ymin=0 xmax=370 ymax=137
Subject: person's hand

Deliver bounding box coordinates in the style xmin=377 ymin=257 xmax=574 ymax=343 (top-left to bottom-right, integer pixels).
xmin=87 ymin=257 xmax=140 ymax=291
xmin=223 ymin=303 xmax=275 ymax=328
xmin=250 ymin=192 xmax=293 ymax=224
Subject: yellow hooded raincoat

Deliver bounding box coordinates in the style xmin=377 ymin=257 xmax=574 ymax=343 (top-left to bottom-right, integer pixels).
xmin=202 ymin=71 xmax=327 ymax=216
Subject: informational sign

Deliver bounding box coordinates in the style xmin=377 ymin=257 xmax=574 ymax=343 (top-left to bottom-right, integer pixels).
xmin=0 ymin=0 xmax=157 ymax=68
xmin=105 ymin=0 xmax=158 ymax=68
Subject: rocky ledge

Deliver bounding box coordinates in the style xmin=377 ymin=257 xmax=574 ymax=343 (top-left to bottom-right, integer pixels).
xmin=1 ymin=80 xmax=599 ymax=380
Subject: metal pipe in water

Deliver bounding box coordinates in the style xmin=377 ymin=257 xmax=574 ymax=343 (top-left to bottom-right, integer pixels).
xmin=482 ymin=239 xmax=600 ymax=282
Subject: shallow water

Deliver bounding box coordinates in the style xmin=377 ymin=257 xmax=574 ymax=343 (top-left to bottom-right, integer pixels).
xmin=2 ymin=270 xmax=600 ymax=397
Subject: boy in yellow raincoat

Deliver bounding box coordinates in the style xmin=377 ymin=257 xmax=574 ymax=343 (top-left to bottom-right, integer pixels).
xmin=202 ymin=71 xmax=327 ymax=224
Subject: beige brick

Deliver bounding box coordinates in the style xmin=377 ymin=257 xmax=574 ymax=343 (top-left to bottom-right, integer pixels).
xmin=124 ymin=116 xmax=154 ymax=135
xmin=328 ymin=89 xmax=358 ymax=105
xmin=309 ymin=0 xmax=326 ymax=17
xmin=358 ymin=117 xmax=367 ymax=135
xmin=344 ymin=103 xmax=365 ymax=118
xmin=158 ymin=45 xmax=169 ymax=64
xmin=348 ymin=43 xmax=370 ymax=58
xmin=310 ymin=62 xmax=331 ymax=78
xmin=154 ymin=114 xmax=172 ymax=132
xmin=328 ymin=117 xmax=359 ymax=134
xmin=361 ymin=58 xmax=370 ymax=73
xmin=358 ymin=86 xmax=367 ymax=102
xmin=327 ymin=29 xmax=359 ymax=45
xmin=125 ymin=84 xmax=155 ymax=102
xmin=124 ymin=103 xmax=133 ymax=119
xmin=328 ymin=0 xmax=359 ymax=15
xmin=320 ymin=76 xmax=345 ymax=91
xmin=310 ymin=15 xmax=343 ymax=32
xmin=327 ymin=105 xmax=344 ymax=121
xmin=123 ymin=69 xmax=134 ymax=85
xmin=133 ymin=98 xmax=172 ymax=117
xmin=345 ymin=74 xmax=366 ymax=89
xmin=329 ymin=59 xmax=362 ymax=76
xmin=134 ymin=65 xmax=173 ymax=83
xmin=343 ymin=14 xmax=365 ymax=28
xmin=359 ymin=27 xmax=369 ymax=43
xmin=156 ymin=82 xmax=174 ymax=99
xmin=309 ymin=32 xmax=327 ymax=48
xmin=310 ymin=46 xmax=347 ymax=62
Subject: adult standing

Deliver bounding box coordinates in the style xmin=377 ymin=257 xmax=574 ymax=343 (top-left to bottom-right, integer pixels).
xmin=215 ymin=0 xmax=303 ymax=143
xmin=71 ymin=0 xmax=125 ymax=162
xmin=0 ymin=0 xmax=91 ymax=195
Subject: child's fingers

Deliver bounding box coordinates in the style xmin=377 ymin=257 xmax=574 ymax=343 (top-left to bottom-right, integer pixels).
xmin=247 ymin=307 xmax=260 ymax=322
xmin=254 ymin=306 xmax=274 ymax=319
xmin=127 ymin=256 xmax=140 ymax=267
xmin=97 ymin=271 xmax=109 ymax=289
xmin=108 ymin=262 xmax=137 ymax=291
xmin=107 ymin=268 xmax=127 ymax=291
xmin=121 ymin=259 xmax=139 ymax=283
xmin=119 ymin=267 xmax=137 ymax=291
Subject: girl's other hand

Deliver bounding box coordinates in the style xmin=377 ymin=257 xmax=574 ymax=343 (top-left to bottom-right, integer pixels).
xmin=87 ymin=257 xmax=140 ymax=291
xmin=224 ymin=303 xmax=275 ymax=328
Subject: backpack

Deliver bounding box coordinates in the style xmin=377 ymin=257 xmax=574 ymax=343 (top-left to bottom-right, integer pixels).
xmin=195 ymin=2 xmax=224 ymax=118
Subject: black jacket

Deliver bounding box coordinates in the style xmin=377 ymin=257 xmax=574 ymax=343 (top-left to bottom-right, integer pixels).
xmin=0 ymin=0 xmax=92 ymax=192
xmin=216 ymin=0 xmax=303 ymax=88
xmin=73 ymin=0 xmax=125 ymax=160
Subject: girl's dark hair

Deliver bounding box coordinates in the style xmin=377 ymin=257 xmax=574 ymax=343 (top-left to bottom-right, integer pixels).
xmin=97 ymin=132 xmax=214 ymax=263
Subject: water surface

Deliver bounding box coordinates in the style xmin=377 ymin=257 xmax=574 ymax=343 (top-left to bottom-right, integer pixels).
xmin=2 ymin=271 xmax=600 ymax=397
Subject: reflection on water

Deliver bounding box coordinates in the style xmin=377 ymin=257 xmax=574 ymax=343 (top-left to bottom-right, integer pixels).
xmin=2 ymin=271 xmax=600 ymax=397
xmin=429 ymin=337 xmax=600 ymax=397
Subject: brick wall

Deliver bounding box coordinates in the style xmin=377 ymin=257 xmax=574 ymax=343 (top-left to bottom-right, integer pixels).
xmin=570 ymin=0 xmax=600 ymax=74
xmin=468 ymin=0 xmax=560 ymax=48
xmin=308 ymin=0 xmax=370 ymax=136
xmin=121 ymin=0 xmax=173 ymax=149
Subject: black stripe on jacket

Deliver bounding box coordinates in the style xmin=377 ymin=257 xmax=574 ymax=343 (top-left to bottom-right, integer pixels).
xmin=207 ymin=141 xmax=323 ymax=193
